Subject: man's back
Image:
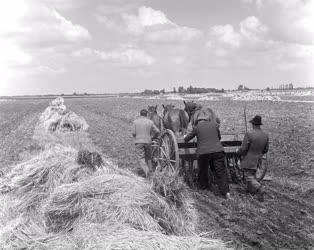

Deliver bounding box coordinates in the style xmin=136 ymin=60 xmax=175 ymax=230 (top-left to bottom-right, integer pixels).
xmin=185 ymin=120 xmax=224 ymax=155
xmin=240 ymin=128 xmax=269 ymax=169
xmin=248 ymin=129 xmax=268 ymax=154
xmin=133 ymin=117 xmax=155 ymax=144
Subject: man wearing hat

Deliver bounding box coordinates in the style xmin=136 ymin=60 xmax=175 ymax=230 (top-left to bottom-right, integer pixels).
xmin=132 ymin=109 xmax=160 ymax=177
xmin=237 ymin=115 xmax=269 ymax=201
xmin=184 ymin=114 xmax=230 ymax=199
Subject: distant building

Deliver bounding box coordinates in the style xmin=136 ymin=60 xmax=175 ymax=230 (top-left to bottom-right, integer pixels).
xmin=279 ymin=83 xmax=293 ymax=90
xmin=288 ymin=83 xmax=293 ymax=89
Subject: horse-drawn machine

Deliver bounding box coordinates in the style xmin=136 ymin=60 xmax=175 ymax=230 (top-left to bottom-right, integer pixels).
xmin=150 ymin=102 xmax=268 ymax=187
xmin=152 ymin=129 xmax=268 ymax=187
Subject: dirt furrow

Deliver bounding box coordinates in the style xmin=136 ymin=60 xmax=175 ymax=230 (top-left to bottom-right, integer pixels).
xmin=193 ymin=185 xmax=314 ymax=249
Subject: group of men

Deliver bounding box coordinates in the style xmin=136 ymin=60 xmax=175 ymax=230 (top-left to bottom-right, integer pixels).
xmin=132 ymin=108 xmax=269 ymax=202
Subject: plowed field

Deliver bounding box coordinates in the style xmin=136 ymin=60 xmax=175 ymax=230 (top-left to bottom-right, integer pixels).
xmin=1 ymin=97 xmax=313 ymax=249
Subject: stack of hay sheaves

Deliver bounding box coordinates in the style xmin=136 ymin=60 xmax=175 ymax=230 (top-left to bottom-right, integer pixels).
xmin=0 ymin=97 xmax=230 ymax=250
xmin=41 ymin=97 xmax=89 ymax=132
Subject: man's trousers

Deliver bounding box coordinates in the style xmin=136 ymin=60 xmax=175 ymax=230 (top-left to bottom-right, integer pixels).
xmin=197 ymin=152 xmax=229 ymax=195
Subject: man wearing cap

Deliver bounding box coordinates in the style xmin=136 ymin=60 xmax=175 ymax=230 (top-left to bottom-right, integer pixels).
xmin=132 ymin=109 xmax=160 ymax=177
xmin=237 ymin=115 xmax=269 ymax=201
xmin=184 ymin=115 xmax=230 ymax=199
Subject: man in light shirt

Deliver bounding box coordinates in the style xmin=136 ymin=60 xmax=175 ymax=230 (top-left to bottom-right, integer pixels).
xmin=132 ymin=109 xmax=160 ymax=177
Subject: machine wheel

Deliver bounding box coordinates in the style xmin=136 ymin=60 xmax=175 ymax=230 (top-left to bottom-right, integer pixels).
xmin=256 ymin=155 xmax=268 ymax=181
xmin=157 ymin=129 xmax=179 ymax=171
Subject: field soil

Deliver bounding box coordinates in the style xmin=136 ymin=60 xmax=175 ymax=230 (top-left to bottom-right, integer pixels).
xmin=1 ymin=97 xmax=313 ymax=249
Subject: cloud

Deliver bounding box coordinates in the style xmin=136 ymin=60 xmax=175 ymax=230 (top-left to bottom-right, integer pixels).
xmin=207 ymin=24 xmax=241 ymax=49
xmin=22 ymin=65 xmax=67 ymax=76
xmin=122 ymin=6 xmax=172 ymax=34
xmin=206 ymin=15 xmax=313 ymax=71
xmin=207 ymin=16 xmax=270 ymax=52
xmin=41 ymin=0 xmax=85 ymax=10
xmin=0 ymin=39 xmax=32 ymax=67
xmin=239 ymin=16 xmax=268 ymax=40
xmin=74 ymin=46 xmax=155 ymax=67
xmin=121 ymin=6 xmax=202 ymax=43
xmin=0 ymin=39 xmax=32 ymax=86
xmin=0 ymin=0 xmax=91 ymax=47
xmin=144 ymin=26 xmax=202 ymax=43
xmin=242 ymin=0 xmax=314 ymax=45
xmin=0 ymin=0 xmax=91 ymax=89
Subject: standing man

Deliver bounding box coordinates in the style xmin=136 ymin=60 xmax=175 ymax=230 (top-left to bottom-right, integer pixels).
xmin=237 ymin=115 xmax=269 ymax=202
xmin=132 ymin=109 xmax=160 ymax=177
xmin=184 ymin=115 xmax=230 ymax=199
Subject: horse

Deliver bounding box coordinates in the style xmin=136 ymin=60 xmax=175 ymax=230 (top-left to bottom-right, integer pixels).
xmin=183 ymin=101 xmax=220 ymax=131
xmin=162 ymin=104 xmax=189 ymax=136
xmin=147 ymin=105 xmax=163 ymax=131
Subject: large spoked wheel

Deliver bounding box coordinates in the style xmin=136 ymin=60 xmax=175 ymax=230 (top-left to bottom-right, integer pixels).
xmin=256 ymin=154 xmax=268 ymax=181
xmin=157 ymin=129 xmax=179 ymax=171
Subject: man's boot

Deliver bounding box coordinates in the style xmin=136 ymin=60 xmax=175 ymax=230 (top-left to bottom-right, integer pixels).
xmin=256 ymin=188 xmax=265 ymax=202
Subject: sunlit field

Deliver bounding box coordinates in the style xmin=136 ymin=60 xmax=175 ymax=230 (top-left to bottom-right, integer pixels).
xmin=1 ymin=96 xmax=313 ymax=249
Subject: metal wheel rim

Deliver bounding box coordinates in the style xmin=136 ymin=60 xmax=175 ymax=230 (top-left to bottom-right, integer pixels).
xmin=256 ymin=156 xmax=268 ymax=181
xmin=158 ymin=129 xmax=179 ymax=171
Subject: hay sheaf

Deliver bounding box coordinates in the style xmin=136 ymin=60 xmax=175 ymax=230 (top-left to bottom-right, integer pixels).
xmin=0 ymin=145 xmax=102 ymax=212
xmin=39 ymin=97 xmax=88 ymax=133
xmin=0 ymin=195 xmax=21 ymax=228
xmin=151 ymin=166 xmax=198 ymax=234
xmin=49 ymin=223 xmax=230 ymax=250
xmin=43 ymin=174 xmax=181 ymax=234
xmin=50 ymin=111 xmax=89 ymax=132
xmin=0 ymin=220 xmax=230 ymax=250
xmin=0 ymin=216 xmax=68 ymax=250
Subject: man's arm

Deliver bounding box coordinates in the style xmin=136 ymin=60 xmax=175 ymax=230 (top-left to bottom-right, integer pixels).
xmin=216 ymin=127 xmax=221 ymax=140
xmin=151 ymin=124 xmax=160 ymax=140
xmin=237 ymin=132 xmax=250 ymax=156
xmin=263 ymin=136 xmax=269 ymax=154
xmin=184 ymin=127 xmax=197 ymax=142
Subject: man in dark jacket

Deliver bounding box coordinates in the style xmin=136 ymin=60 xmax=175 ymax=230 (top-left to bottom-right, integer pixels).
xmin=237 ymin=115 xmax=269 ymax=201
xmin=132 ymin=109 xmax=160 ymax=177
xmin=184 ymin=116 xmax=230 ymax=199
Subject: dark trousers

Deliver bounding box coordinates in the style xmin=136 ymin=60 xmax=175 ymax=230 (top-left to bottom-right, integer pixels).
xmin=197 ymin=152 xmax=229 ymax=195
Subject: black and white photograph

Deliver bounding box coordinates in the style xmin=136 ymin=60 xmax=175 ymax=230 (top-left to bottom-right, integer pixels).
xmin=0 ymin=0 xmax=313 ymax=249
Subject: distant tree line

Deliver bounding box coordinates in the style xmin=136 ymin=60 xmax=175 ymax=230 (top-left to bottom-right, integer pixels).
xmin=177 ymin=86 xmax=225 ymax=93
xmin=142 ymin=85 xmax=225 ymax=95
xmin=279 ymin=83 xmax=293 ymax=90
xmin=265 ymin=83 xmax=295 ymax=91
xmin=142 ymin=89 xmax=165 ymax=95
xmin=70 ymin=92 xmax=89 ymax=96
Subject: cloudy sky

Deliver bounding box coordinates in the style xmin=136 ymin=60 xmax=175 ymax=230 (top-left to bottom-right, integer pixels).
xmin=0 ymin=0 xmax=313 ymax=95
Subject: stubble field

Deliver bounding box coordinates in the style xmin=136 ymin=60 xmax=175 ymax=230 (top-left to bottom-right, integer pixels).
xmin=0 ymin=97 xmax=313 ymax=249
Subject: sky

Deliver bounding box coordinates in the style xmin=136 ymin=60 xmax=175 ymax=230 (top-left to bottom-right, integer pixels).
xmin=0 ymin=0 xmax=313 ymax=95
